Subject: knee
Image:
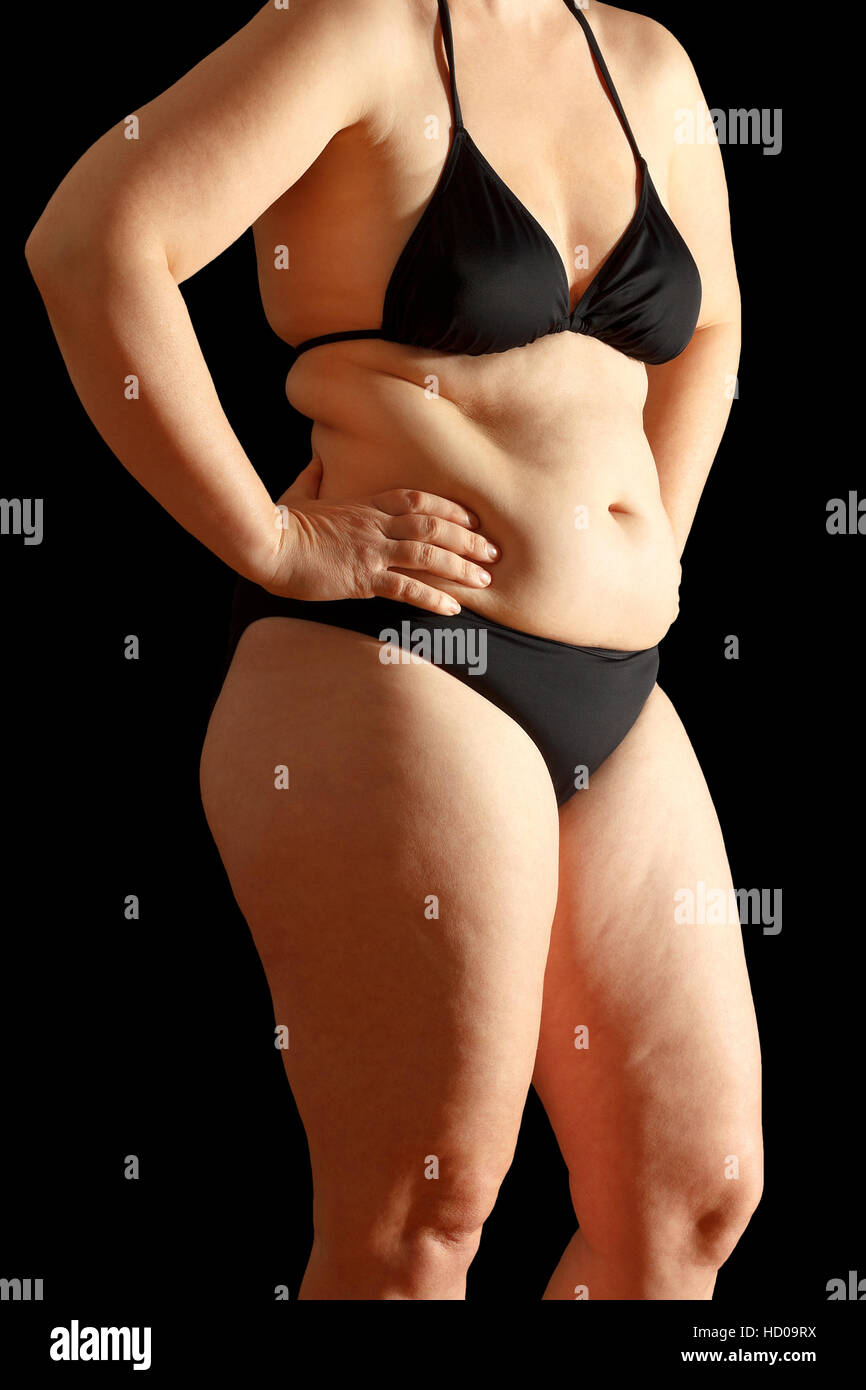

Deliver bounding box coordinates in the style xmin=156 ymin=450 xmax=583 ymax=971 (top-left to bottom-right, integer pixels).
xmin=683 ymin=1165 xmax=764 ymax=1269
xmin=361 ymin=1174 xmax=496 ymax=1258
xmin=394 ymin=1202 xmax=487 ymax=1284
xmin=313 ymin=1174 xmax=499 ymax=1298
xmin=575 ymin=1143 xmax=763 ymax=1275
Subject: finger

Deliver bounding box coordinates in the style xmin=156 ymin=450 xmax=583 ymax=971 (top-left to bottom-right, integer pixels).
xmin=385 ymin=512 xmax=500 ymax=563
xmin=386 ymin=540 xmax=492 ymax=588
xmin=371 ymin=487 xmax=480 ymax=529
xmin=370 ymin=570 xmax=462 ymax=615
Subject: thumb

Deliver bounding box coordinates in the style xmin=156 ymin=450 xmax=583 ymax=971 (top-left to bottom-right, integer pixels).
xmin=286 ymin=454 xmax=324 ymax=500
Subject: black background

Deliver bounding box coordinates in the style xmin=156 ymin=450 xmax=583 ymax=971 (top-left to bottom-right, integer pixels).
xmin=3 ymin=0 xmax=861 ymax=1372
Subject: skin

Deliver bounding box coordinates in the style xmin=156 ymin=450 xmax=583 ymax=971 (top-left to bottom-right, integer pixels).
xmin=26 ymin=0 xmax=761 ymax=1298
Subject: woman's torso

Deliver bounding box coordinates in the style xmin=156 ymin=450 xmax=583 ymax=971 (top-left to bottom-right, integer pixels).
xmin=251 ymin=0 xmax=688 ymax=648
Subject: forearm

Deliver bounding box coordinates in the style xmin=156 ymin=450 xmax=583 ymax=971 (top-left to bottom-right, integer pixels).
xmin=25 ymin=247 xmax=282 ymax=583
xmin=642 ymin=317 xmax=741 ymax=559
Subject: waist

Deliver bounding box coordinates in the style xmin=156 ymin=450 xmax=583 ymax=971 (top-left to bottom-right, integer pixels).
xmin=285 ymin=342 xmax=679 ymax=647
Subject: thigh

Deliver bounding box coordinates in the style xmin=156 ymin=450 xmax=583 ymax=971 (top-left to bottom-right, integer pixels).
xmin=532 ymin=683 xmax=762 ymax=1248
xmin=200 ymin=616 xmax=560 ymax=1240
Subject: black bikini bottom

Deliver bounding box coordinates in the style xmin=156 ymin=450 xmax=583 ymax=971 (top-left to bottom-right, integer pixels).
xmin=213 ymin=579 xmax=660 ymax=807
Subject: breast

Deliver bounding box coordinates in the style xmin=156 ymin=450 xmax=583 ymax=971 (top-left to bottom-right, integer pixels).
xmin=578 ymin=176 xmax=703 ymax=366
xmin=381 ymin=133 xmax=570 ymax=357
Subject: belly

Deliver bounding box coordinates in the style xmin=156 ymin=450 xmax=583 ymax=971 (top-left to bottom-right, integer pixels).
xmin=284 ymin=330 xmax=680 ymax=649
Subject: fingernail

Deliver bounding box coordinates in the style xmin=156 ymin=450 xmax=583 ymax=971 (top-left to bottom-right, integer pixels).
xmin=446 ymin=599 xmax=461 ymax=613
xmin=486 ymin=544 xmax=499 ymax=559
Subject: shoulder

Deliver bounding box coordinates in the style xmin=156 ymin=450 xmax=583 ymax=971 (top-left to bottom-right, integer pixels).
xmin=590 ymin=2 xmax=703 ymax=103
xmin=255 ymin=0 xmax=408 ymax=63
xmin=296 ymin=0 xmax=442 ymax=79
xmin=246 ymin=0 xmax=418 ymax=126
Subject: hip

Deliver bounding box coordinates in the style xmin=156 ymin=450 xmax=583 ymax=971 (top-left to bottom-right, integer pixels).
xmin=212 ymin=587 xmax=660 ymax=806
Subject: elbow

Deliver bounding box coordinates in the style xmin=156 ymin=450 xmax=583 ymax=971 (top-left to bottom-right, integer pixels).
xmin=24 ymin=218 xmax=164 ymax=297
xmin=25 ymin=174 xmax=96 ymax=277
xmin=26 ymin=226 xmax=171 ymax=298
xmin=24 ymin=219 xmax=83 ymax=292
xmin=24 ymin=223 xmax=54 ymax=280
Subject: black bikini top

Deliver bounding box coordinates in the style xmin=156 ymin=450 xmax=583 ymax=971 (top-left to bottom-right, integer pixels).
xmin=290 ymin=0 xmax=702 ymax=366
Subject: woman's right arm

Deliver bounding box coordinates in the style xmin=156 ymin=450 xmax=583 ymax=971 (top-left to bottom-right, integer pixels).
xmin=24 ymin=0 xmax=496 ymax=611
xmin=26 ymin=0 xmax=380 ymax=581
